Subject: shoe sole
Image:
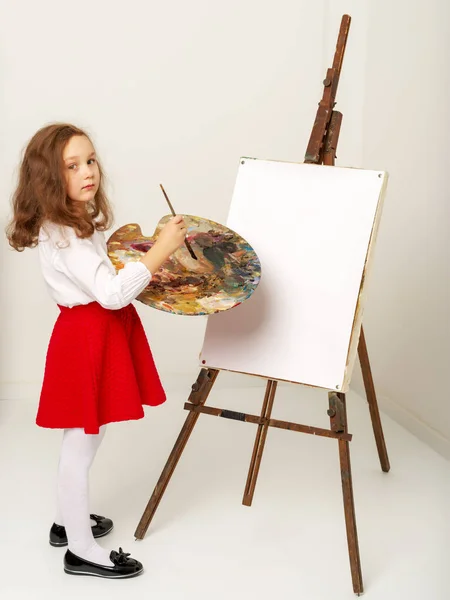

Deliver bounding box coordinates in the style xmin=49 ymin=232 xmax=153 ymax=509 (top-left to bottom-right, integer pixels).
xmin=49 ymin=525 xmax=114 ymax=547
xmin=64 ymin=566 xmax=143 ymax=579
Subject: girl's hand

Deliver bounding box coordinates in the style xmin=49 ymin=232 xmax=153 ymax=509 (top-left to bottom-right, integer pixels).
xmin=140 ymin=215 xmax=187 ymax=275
xmin=155 ymin=215 xmax=187 ymax=256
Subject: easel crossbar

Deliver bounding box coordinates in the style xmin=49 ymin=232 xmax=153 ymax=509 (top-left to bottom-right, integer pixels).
xmin=184 ymin=402 xmax=353 ymax=441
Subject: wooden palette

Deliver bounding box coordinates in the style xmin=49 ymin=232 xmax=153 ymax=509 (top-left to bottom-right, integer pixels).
xmin=107 ymin=215 xmax=261 ymax=316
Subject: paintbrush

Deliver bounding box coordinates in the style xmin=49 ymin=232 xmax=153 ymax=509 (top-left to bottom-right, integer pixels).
xmin=159 ymin=184 xmax=198 ymax=260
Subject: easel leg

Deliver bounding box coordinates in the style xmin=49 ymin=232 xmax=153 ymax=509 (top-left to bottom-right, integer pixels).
xmin=358 ymin=326 xmax=390 ymax=472
xmin=328 ymin=392 xmax=363 ymax=595
xmin=242 ymin=380 xmax=277 ymax=506
xmin=322 ymin=111 xmax=390 ymax=475
xmin=134 ymin=368 xmax=219 ymax=540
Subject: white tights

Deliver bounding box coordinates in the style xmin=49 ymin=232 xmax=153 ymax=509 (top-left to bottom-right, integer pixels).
xmin=55 ymin=427 xmax=113 ymax=566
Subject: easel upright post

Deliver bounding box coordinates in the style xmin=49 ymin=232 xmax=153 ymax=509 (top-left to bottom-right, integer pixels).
xmin=304 ymin=13 xmax=389 ymax=474
xmin=328 ymin=392 xmax=363 ymax=593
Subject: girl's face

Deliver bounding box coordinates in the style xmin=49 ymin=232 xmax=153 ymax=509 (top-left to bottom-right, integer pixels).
xmin=63 ymin=135 xmax=100 ymax=204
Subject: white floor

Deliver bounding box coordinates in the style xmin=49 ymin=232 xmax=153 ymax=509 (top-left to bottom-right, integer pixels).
xmin=0 ymin=378 xmax=449 ymax=599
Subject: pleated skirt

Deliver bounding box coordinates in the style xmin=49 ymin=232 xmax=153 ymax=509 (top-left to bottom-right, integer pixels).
xmin=36 ymin=302 xmax=166 ymax=434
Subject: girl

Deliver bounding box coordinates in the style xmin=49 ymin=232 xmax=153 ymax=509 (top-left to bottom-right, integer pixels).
xmin=6 ymin=123 xmax=186 ymax=579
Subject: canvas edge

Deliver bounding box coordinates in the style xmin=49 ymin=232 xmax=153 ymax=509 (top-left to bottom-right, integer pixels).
xmin=341 ymin=171 xmax=389 ymax=392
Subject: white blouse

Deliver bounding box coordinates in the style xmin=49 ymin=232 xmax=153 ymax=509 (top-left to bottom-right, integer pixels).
xmin=38 ymin=222 xmax=151 ymax=310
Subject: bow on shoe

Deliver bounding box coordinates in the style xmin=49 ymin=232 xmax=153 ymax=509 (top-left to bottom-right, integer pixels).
xmin=112 ymin=548 xmax=131 ymax=566
xmin=90 ymin=513 xmax=104 ymax=524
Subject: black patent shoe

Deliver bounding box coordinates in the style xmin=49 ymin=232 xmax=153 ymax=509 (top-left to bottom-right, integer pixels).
xmin=49 ymin=514 xmax=114 ymax=547
xmin=63 ymin=548 xmax=144 ymax=579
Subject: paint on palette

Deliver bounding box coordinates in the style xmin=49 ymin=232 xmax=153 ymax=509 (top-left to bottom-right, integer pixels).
xmin=107 ymin=215 xmax=261 ymax=316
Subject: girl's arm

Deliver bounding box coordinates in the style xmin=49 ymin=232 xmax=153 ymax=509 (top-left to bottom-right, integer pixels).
xmin=53 ymin=216 xmax=186 ymax=310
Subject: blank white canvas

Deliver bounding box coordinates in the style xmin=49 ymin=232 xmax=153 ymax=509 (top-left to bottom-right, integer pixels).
xmin=200 ymin=159 xmax=387 ymax=392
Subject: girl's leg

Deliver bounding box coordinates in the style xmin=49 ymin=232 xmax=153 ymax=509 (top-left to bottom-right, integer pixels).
xmin=57 ymin=426 xmax=113 ymax=566
xmin=54 ymin=426 xmax=106 ymax=527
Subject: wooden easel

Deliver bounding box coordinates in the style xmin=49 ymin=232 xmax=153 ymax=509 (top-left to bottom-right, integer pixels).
xmin=135 ymin=15 xmax=389 ymax=595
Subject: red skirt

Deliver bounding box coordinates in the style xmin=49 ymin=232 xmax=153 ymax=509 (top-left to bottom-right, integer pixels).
xmin=37 ymin=302 xmax=166 ymax=434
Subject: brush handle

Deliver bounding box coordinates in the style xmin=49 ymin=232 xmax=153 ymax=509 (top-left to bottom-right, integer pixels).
xmin=159 ymin=184 xmax=198 ymax=260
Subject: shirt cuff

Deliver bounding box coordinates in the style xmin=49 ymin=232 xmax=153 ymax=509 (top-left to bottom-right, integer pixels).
xmin=118 ymin=260 xmax=152 ymax=303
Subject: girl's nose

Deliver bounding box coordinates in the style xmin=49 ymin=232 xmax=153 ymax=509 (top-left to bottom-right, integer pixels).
xmin=83 ymin=164 xmax=94 ymax=178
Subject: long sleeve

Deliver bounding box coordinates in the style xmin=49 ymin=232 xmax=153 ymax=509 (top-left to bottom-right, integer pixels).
xmin=52 ymin=233 xmax=151 ymax=310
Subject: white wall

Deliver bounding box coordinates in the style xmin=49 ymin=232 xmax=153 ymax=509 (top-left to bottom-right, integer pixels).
xmin=359 ymin=0 xmax=450 ymax=458
xmin=0 ymin=0 xmax=326 ymax=397
xmin=2 ymin=1 xmax=449 ymax=461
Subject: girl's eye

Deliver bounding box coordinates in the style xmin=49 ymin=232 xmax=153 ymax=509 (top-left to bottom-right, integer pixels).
xmin=68 ymin=164 xmax=77 ymax=170
xmin=88 ymin=158 xmax=96 ymax=165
